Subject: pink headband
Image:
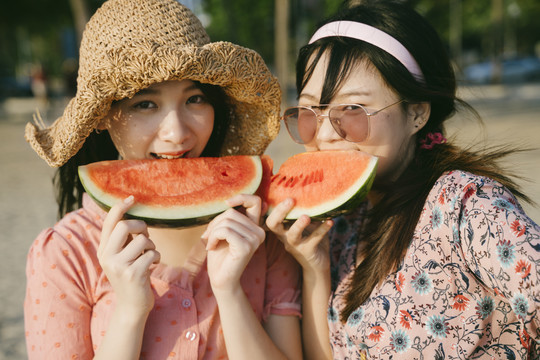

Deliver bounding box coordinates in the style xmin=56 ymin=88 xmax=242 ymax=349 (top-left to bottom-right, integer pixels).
xmin=309 ymin=21 xmax=425 ymax=82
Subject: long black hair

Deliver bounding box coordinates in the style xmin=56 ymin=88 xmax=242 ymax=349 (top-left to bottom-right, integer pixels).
xmin=296 ymin=0 xmax=530 ymax=322
xmin=53 ymin=81 xmax=231 ymax=218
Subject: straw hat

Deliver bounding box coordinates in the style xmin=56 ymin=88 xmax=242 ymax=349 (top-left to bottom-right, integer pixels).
xmin=25 ymin=0 xmax=281 ymax=167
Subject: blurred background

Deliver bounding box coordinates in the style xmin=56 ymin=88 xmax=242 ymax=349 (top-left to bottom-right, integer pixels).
xmin=1 ymin=0 xmax=539 ymax=358
xmin=2 ymin=0 xmax=540 ymax=102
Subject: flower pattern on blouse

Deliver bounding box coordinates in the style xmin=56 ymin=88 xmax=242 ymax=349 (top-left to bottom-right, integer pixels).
xmin=327 ymin=171 xmax=539 ymax=359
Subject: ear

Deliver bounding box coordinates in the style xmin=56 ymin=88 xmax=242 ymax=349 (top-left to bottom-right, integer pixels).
xmin=96 ymin=115 xmax=112 ymax=131
xmin=96 ymin=121 xmax=108 ymax=131
xmin=407 ymin=102 xmax=431 ymax=134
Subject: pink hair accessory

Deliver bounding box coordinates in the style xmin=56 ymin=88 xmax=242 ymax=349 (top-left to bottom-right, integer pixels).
xmin=420 ymin=132 xmax=447 ymax=150
xmin=309 ymin=21 xmax=425 ymax=82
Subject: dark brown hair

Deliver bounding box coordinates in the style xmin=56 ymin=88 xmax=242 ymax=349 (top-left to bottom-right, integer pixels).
xmin=295 ymin=0 xmax=531 ymax=322
xmin=54 ymin=82 xmax=231 ymax=218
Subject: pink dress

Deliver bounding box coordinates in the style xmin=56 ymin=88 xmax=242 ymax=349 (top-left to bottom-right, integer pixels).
xmin=328 ymin=171 xmax=539 ymax=359
xmin=24 ymin=194 xmax=301 ymax=359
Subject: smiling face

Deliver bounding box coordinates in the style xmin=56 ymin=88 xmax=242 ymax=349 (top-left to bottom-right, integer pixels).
xmin=299 ymin=52 xmax=429 ymax=182
xmin=104 ymin=79 xmax=215 ymax=160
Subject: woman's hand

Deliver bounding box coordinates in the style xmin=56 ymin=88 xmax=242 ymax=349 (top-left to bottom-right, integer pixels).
xmin=98 ymin=196 xmax=161 ymax=315
xmin=266 ymin=198 xmax=334 ymax=360
xmin=203 ymin=194 xmax=266 ymax=293
xmin=265 ymin=198 xmax=333 ymax=273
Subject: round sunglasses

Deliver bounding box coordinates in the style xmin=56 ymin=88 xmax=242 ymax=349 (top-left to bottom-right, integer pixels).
xmin=282 ymin=99 xmax=404 ymax=144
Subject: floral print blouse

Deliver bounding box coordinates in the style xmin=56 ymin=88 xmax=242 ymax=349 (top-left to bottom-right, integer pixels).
xmin=327 ymin=171 xmax=539 ymax=359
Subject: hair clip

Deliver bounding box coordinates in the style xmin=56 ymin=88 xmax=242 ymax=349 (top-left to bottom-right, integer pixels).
xmin=420 ymin=132 xmax=447 ymax=150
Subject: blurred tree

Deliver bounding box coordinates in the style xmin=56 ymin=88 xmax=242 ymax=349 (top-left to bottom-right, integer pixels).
xmin=202 ymin=0 xmax=276 ymax=65
xmin=409 ymin=0 xmax=540 ymax=60
xmin=2 ymin=0 xmax=539 ymax=90
xmin=0 ymin=0 xmax=103 ymax=82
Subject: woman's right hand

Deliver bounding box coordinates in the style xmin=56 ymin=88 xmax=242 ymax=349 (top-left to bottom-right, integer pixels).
xmin=98 ymin=196 xmax=161 ymax=315
xmin=265 ymin=198 xmax=333 ymax=273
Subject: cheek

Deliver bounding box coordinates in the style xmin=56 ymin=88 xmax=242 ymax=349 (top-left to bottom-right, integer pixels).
xmin=362 ymin=114 xmax=414 ymax=177
xmin=108 ymin=117 xmax=155 ymax=159
xmin=196 ymin=109 xmax=215 ymax=143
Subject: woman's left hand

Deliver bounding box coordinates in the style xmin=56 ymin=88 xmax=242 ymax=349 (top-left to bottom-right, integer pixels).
xmin=203 ymin=194 xmax=266 ymax=293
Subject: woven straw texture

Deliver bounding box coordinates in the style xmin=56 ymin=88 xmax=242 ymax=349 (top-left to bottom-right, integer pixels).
xmin=25 ymin=0 xmax=281 ymax=167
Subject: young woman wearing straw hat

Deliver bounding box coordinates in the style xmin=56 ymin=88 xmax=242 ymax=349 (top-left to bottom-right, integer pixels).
xmin=267 ymin=1 xmax=539 ymax=359
xmin=23 ymin=0 xmax=302 ymax=359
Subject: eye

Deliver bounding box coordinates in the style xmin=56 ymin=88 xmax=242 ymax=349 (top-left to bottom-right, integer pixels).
xmin=133 ymin=100 xmax=157 ymax=110
xmin=342 ymin=104 xmax=362 ymax=111
xmin=187 ymin=94 xmax=209 ymax=105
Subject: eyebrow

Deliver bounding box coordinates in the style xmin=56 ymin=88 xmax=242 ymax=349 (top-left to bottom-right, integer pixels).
xmin=298 ymin=93 xmax=319 ymax=102
xmin=299 ymin=90 xmax=372 ymax=103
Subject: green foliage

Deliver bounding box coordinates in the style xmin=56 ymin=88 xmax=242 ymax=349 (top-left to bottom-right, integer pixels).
xmin=202 ymin=0 xmax=276 ymax=65
xmin=0 ymin=0 xmax=105 ymax=79
xmin=408 ymin=0 xmax=540 ymax=57
xmin=2 ymin=0 xmax=539 ymax=86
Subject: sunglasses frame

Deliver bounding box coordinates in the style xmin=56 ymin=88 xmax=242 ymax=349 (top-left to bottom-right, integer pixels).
xmin=282 ymin=99 xmax=404 ymax=144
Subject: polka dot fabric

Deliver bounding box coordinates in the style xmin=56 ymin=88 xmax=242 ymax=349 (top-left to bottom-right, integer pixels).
xmin=24 ymin=194 xmax=301 ymax=359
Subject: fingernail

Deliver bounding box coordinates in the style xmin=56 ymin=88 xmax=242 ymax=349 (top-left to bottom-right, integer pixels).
xmin=124 ymin=195 xmax=134 ymax=204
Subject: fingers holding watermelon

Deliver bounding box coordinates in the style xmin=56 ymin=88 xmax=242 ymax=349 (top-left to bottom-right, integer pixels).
xmin=203 ymin=194 xmax=266 ymax=292
xmin=266 ymin=198 xmax=333 ymax=272
xmin=98 ymin=196 xmax=161 ymax=315
xmin=225 ymin=194 xmax=264 ymax=225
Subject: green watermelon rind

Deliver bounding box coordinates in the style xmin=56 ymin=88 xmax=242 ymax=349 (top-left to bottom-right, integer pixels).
xmin=84 ymin=194 xmax=225 ymax=228
xmin=309 ymin=163 xmax=376 ymax=220
xmin=273 ymin=154 xmax=378 ymax=220
xmin=78 ymin=156 xmax=263 ymax=228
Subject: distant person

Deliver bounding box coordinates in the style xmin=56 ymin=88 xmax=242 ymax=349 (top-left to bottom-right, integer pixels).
xmin=23 ymin=0 xmax=301 ymax=359
xmin=266 ymin=1 xmax=540 ymax=359
xmin=30 ymin=63 xmax=48 ymax=106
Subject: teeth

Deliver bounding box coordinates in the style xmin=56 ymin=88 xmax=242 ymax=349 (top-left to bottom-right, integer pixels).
xmin=153 ymin=153 xmax=185 ymax=159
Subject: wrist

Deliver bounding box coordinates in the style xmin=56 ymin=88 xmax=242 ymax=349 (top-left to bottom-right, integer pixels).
xmin=303 ymin=267 xmax=331 ymax=294
xmin=303 ymin=264 xmax=330 ymax=281
xmin=112 ymin=304 xmax=152 ymax=326
xmin=211 ymin=283 xmax=245 ymax=304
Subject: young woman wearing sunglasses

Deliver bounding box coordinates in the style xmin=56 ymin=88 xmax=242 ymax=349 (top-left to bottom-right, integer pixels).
xmin=267 ymin=1 xmax=539 ymax=359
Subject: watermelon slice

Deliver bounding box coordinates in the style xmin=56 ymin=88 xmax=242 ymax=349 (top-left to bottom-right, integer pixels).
xmin=78 ymin=156 xmax=263 ymax=227
xmin=263 ymin=150 xmax=378 ymax=219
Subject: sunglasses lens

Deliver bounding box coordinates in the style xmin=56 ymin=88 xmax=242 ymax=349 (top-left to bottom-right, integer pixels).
xmin=329 ymin=105 xmax=369 ymax=142
xmin=283 ymin=107 xmax=318 ymax=144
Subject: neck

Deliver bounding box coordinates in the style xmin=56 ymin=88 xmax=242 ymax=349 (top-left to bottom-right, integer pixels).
xmin=147 ymin=224 xmax=207 ymax=268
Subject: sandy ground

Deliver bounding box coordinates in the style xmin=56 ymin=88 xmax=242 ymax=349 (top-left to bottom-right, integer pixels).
xmin=0 ymin=84 xmax=539 ymax=359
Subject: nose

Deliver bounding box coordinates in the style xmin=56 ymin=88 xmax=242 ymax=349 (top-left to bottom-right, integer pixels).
xmin=316 ymin=114 xmax=341 ymax=143
xmin=158 ymin=109 xmax=190 ymax=144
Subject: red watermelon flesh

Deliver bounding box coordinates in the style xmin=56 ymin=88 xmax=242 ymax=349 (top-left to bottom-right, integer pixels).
xmin=263 ymin=150 xmax=378 ymax=219
xmin=78 ymin=156 xmax=263 ymax=227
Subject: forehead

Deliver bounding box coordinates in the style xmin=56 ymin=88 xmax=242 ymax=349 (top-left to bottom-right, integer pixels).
xmin=301 ymin=51 xmax=390 ymax=101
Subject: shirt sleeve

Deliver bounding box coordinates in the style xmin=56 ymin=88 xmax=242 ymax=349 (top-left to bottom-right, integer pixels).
xmin=458 ymin=175 xmax=540 ymax=340
xmin=24 ymin=221 xmax=99 ymax=359
xmin=262 ymin=233 xmax=302 ymax=320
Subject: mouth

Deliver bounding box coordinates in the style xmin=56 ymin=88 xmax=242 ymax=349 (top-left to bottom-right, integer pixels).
xmin=150 ymin=152 xmax=188 ymax=160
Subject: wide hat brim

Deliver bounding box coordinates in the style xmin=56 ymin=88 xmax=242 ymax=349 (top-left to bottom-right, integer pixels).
xmin=25 ymin=41 xmax=281 ymax=167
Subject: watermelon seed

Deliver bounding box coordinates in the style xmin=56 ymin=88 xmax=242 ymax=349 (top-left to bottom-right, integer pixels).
xmin=285 ymin=177 xmax=295 ymax=187
xmin=277 ymin=175 xmax=287 ymax=186
xmin=302 ymin=173 xmax=311 ymax=186
xmin=221 ymin=171 xmax=228 ymax=177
